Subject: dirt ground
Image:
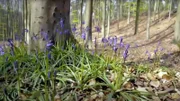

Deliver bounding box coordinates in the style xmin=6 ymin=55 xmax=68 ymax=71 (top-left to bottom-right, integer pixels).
xmin=92 ymin=13 xmax=180 ymax=71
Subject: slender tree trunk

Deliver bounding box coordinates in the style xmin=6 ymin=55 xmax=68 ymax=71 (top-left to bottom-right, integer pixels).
xmin=174 ymin=0 xmax=180 ymax=45
xmin=107 ymin=0 xmax=110 ymax=37
xmin=127 ymin=2 xmax=131 ymax=24
xmin=146 ymin=0 xmax=151 ymax=40
xmin=119 ymin=0 xmax=123 ymax=19
xmin=80 ymin=0 xmax=83 ymax=35
xmin=85 ymin=0 xmax=93 ymax=49
xmin=134 ymin=0 xmax=140 ymax=35
xmin=169 ymin=0 xmax=172 ymax=20
xmin=102 ymin=0 xmax=106 ymax=38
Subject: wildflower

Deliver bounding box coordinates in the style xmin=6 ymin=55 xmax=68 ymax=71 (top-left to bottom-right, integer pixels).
xmin=0 ymin=46 xmax=5 ymax=56
xmin=154 ymin=49 xmax=158 ymax=55
xmin=113 ymin=46 xmax=118 ymax=53
xmin=95 ymin=26 xmax=101 ymax=33
xmin=41 ymin=31 xmax=48 ymax=41
xmin=119 ymin=37 xmax=124 ymax=48
xmin=46 ymin=40 xmax=53 ymax=51
xmin=101 ymin=37 xmax=108 ymax=43
xmin=145 ymin=50 xmax=151 ymax=60
xmin=82 ymin=21 xmax=85 ymax=24
xmin=123 ymin=44 xmax=130 ymax=62
xmin=114 ymin=36 xmax=117 ymax=46
xmin=81 ymin=32 xmax=86 ymax=40
xmin=72 ymin=25 xmax=77 ymax=32
xmin=60 ymin=18 xmax=64 ymax=28
xmin=48 ymin=53 xmax=51 ymax=59
xmin=7 ymin=39 xmax=14 ymax=47
xmin=24 ymin=29 xmax=28 ymax=32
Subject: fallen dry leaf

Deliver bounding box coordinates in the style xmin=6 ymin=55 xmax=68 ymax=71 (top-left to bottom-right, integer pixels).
xmin=147 ymin=73 xmax=156 ymax=81
xmin=171 ymin=93 xmax=180 ymax=100
xmin=150 ymin=80 xmax=160 ymax=88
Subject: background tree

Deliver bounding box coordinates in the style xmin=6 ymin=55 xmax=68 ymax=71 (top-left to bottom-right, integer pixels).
xmin=146 ymin=0 xmax=151 ymax=40
xmin=134 ymin=0 xmax=140 ymax=35
xmin=85 ymin=0 xmax=93 ymax=49
xmin=174 ymin=0 xmax=180 ymax=47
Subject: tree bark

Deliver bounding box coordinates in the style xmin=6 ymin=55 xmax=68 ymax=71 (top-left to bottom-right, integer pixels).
xmin=85 ymin=0 xmax=93 ymax=49
xmin=102 ymin=0 xmax=106 ymax=38
xmin=146 ymin=0 xmax=151 ymax=40
xmin=174 ymin=0 xmax=180 ymax=45
xmin=29 ymin=0 xmax=74 ymax=52
xmin=134 ymin=0 xmax=140 ymax=35
xmin=107 ymin=0 xmax=110 ymax=37
xmin=127 ymin=1 xmax=131 ymax=24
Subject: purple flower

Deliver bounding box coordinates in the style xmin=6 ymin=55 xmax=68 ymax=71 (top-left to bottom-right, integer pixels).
xmin=123 ymin=50 xmax=129 ymax=61
xmin=24 ymin=29 xmax=28 ymax=32
xmin=0 ymin=46 xmax=5 ymax=56
xmin=46 ymin=40 xmax=53 ymax=51
xmin=48 ymin=53 xmax=51 ymax=59
xmin=72 ymin=25 xmax=77 ymax=32
xmin=81 ymin=32 xmax=86 ymax=40
xmin=40 ymin=31 xmax=48 ymax=41
xmin=125 ymin=44 xmax=130 ymax=50
xmin=154 ymin=49 xmax=158 ymax=55
xmin=114 ymin=36 xmax=117 ymax=46
xmin=113 ymin=46 xmax=118 ymax=53
xmin=95 ymin=26 xmax=101 ymax=33
xmin=60 ymin=18 xmax=64 ymax=28
xmin=102 ymin=37 xmax=108 ymax=43
xmin=64 ymin=29 xmax=69 ymax=34
xmin=123 ymin=44 xmax=130 ymax=62
xmin=82 ymin=21 xmax=85 ymax=24
xmin=7 ymin=39 xmax=14 ymax=47
xmin=145 ymin=50 xmax=151 ymax=60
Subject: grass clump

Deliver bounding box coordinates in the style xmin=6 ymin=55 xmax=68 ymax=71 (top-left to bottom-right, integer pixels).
xmin=0 ymin=40 xmax=154 ymax=101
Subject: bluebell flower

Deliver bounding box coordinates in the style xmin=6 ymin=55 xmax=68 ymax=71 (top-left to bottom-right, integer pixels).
xmin=46 ymin=40 xmax=53 ymax=51
xmin=114 ymin=36 xmax=117 ymax=46
xmin=72 ymin=25 xmax=77 ymax=32
xmin=41 ymin=31 xmax=48 ymax=41
xmin=101 ymin=37 xmax=108 ymax=43
xmin=154 ymin=49 xmax=158 ymax=55
xmin=123 ymin=44 xmax=130 ymax=62
xmin=81 ymin=32 xmax=86 ymax=40
xmin=113 ymin=46 xmax=118 ymax=53
xmin=0 ymin=46 xmax=4 ymax=56
xmin=60 ymin=18 xmax=64 ymax=28
xmin=95 ymin=26 xmax=101 ymax=33
xmin=7 ymin=39 xmax=14 ymax=47
xmin=145 ymin=50 xmax=151 ymax=60
xmin=64 ymin=29 xmax=69 ymax=34
xmin=24 ymin=29 xmax=28 ymax=32
xmin=48 ymin=53 xmax=51 ymax=59
xmin=82 ymin=21 xmax=85 ymax=24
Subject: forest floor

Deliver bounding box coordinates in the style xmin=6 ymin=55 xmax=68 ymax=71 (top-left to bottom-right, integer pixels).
xmin=92 ymin=12 xmax=180 ymax=72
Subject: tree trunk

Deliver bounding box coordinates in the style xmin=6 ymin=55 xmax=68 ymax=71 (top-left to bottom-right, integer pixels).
xmin=80 ymin=0 xmax=83 ymax=35
xmin=102 ymin=0 xmax=106 ymax=38
xmin=174 ymin=0 xmax=180 ymax=45
xmin=85 ymin=0 xmax=93 ymax=49
xmin=127 ymin=1 xmax=131 ymax=24
xmin=107 ymin=0 xmax=110 ymax=37
xmin=134 ymin=0 xmax=140 ymax=35
xmin=29 ymin=0 xmax=74 ymax=52
xmin=169 ymin=0 xmax=172 ymax=20
xmin=146 ymin=0 xmax=151 ymax=40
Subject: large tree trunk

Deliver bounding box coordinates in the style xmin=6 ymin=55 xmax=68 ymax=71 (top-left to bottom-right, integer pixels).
xmin=85 ymin=0 xmax=93 ymax=49
xmin=29 ymin=0 xmax=74 ymax=52
xmin=174 ymin=0 xmax=180 ymax=46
